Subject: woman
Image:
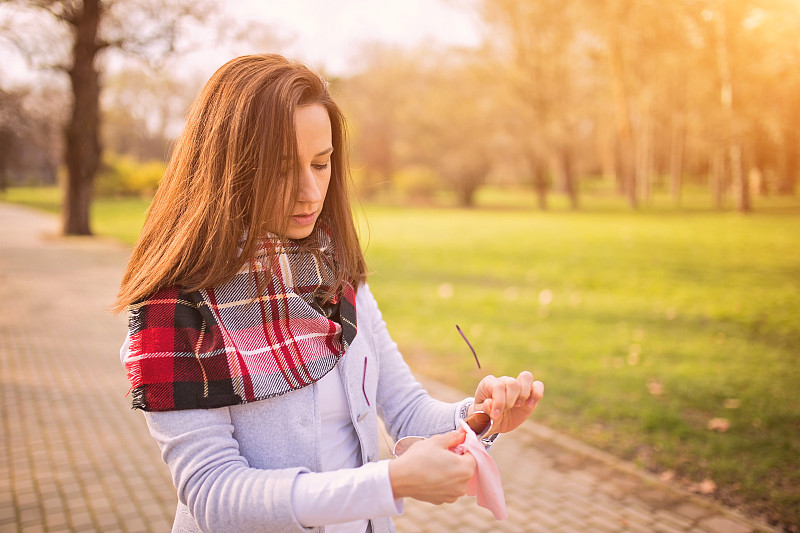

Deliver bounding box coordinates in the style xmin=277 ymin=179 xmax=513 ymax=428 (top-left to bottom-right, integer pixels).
xmin=115 ymin=54 xmax=544 ymax=533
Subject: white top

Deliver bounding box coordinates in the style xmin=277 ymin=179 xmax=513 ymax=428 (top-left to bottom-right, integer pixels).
xmin=291 ymin=368 xmax=402 ymax=532
xmin=317 ymin=363 xmax=362 ymax=471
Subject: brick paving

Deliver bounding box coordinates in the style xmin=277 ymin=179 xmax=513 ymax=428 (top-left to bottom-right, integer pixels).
xmin=0 ymin=202 xmax=778 ymax=533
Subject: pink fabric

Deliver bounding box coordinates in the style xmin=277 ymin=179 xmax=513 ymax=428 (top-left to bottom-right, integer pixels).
xmin=452 ymin=419 xmax=507 ymax=520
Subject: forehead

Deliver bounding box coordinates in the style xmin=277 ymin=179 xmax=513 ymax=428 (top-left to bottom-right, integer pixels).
xmin=294 ymin=104 xmax=332 ymax=150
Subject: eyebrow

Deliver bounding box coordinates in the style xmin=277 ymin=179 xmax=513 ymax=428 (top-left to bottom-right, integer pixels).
xmin=315 ymin=147 xmax=334 ymax=157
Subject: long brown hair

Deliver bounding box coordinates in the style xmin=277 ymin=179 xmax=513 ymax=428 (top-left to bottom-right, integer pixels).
xmin=113 ymin=54 xmax=366 ymax=312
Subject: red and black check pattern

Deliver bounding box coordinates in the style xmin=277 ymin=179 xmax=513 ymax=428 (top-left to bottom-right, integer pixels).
xmin=125 ymin=230 xmax=357 ymax=411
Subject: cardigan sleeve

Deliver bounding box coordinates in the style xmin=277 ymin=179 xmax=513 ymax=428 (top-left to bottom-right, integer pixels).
xmin=145 ymin=408 xmax=405 ymax=533
xmin=291 ymin=461 xmax=402 ymax=527
xmin=143 ymin=408 xmax=315 ymax=533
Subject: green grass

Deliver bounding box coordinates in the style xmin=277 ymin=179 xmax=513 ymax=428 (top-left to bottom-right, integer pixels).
xmin=4 ymin=185 xmax=800 ymax=529
xmin=360 ymin=202 xmax=799 ymax=529
xmin=1 ymin=187 xmax=150 ymax=245
xmin=2 ymin=186 xmax=63 ymax=214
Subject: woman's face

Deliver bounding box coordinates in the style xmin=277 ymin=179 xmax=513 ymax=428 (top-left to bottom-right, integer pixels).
xmin=284 ymin=103 xmax=332 ymax=240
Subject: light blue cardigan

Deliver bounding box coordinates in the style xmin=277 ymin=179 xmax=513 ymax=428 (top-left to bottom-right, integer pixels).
xmin=139 ymin=284 xmax=471 ymax=533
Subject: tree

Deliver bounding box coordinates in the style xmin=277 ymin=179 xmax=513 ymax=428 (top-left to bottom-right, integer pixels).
xmin=683 ymin=0 xmax=800 ymax=209
xmin=401 ymin=52 xmax=498 ymax=207
xmin=707 ymin=0 xmax=751 ymax=212
xmin=336 ymin=44 xmax=423 ymax=198
xmin=340 ymin=45 xmax=499 ymax=206
xmin=0 ymin=84 xmax=65 ymax=189
xmin=480 ymin=0 xmax=594 ymax=210
xmin=102 ymin=66 xmax=199 ymax=161
xmin=732 ymin=0 xmax=800 ymax=196
xmin=0 ymin=0 xmax=214 ymax=235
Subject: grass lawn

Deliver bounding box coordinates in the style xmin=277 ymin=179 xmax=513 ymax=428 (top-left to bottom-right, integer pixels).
xmin=1 ymin=186 xmax=151 ymax=245
xmin=4 ymin=185 xmax=799 ymax=529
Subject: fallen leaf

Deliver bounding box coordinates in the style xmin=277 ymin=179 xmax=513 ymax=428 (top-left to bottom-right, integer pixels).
xmin=538 ymin=289 xmax=553 ymax=306
xmin=698 ymin=479 xmax=717 ymax=494
xmin=724 ymin=398 xmax=741 ymax=409
xmin=688 ymin=478 xmax=717 ymax=494
xmin=647 ymin=378 xmax=664 ymax=396
xmin=707 ymin=417 xmax=730 ymax=432
xmin=437 ymin=283 xmax=454 ymax=299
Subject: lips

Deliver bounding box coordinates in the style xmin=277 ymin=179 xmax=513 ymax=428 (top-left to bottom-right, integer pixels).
xmin=291 ymin=211 xmax=317 ymax=226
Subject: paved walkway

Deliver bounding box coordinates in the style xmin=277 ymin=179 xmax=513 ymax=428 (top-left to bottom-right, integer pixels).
xmin=0 ymin=202 xmax=778 ymax=533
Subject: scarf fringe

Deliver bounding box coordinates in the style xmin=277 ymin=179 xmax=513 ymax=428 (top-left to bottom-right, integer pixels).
xmin=130 ymin=386 xmax=147 ymax=411
xmin=125 ymin=311 xmax=144 ymax=395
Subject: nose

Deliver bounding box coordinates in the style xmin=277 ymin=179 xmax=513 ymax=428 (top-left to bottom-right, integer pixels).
xmin=297 ymin=167 xmax=322 ymax=204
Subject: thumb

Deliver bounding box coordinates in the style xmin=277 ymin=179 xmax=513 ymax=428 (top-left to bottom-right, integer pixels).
xmin=479 ymin=398 xmax=493 ymax=417
xmin=430 ymin=428 xmax=467 ymax=449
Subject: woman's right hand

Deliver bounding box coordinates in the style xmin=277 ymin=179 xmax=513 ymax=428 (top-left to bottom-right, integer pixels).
xmin=388 ymin=429 xmax=476 ymax=504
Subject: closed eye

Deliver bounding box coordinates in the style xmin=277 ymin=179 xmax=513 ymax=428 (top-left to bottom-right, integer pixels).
xmin=312 ymin=162 xmax=329 ymax=170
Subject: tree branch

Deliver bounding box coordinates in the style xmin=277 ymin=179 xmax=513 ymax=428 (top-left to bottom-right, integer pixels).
xmin=17 ymin=0 xmax=76 ymax=23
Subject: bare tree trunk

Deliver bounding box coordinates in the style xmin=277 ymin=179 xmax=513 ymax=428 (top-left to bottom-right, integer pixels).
xmin=635 ymin=110 xmax=653 ymax=206
xmin=780 ymin=136 xmax=798 ymax=195
xmin=457 ymin=184 xmax=477 ymax=207
xmin=711 ymin=147 xmax=727 ymax=209
xmin=529 ymin=156 xmax=548 ymax=211
xmin=778 ymin=93 xmax=799 ymax=195
xmin=63 ymin=0 xmax=103 ymax=235
xmin=596 ymin=121 xmax=617 ymax=186
xmin=605 ymin=0 xmax=637 ymax=208
xmin=730 ymin=143 xmax=750 ymax=212
xmin=560 ymin=147 xmax=579 ymax=210
xmin=669 ymin=118 xmax=684 ymax=206
xmin=615 ymin=137 xmax=636 ymax=206
xmin=712 ymin=0 xmax=750 ymax=213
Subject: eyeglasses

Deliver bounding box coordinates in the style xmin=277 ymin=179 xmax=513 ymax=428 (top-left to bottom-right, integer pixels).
xmin=364 ymin=324 xmax=482 ymax=408
xmin=456 ymin=324 xmax=481 ymax=369
xmin=391 ymin=325 xmax=493 ymax=457
xmin=392 ymin=410 xmax=494 ymax=456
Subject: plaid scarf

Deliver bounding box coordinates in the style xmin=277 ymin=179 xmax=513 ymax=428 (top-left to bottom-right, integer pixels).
xmin=124 ymin=228 xmax=357 ymax=411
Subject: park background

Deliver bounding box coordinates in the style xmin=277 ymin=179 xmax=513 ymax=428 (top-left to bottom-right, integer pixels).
xmin=1 ymin=0 xmax=798 ymax=531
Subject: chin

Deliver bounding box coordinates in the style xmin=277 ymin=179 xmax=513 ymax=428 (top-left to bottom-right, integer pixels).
xmin=285 ymin=226 xmax=315 ymax=240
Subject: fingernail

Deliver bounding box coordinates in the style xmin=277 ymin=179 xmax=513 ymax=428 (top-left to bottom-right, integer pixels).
xmin=493 ymin=408 xmax=501 ymax=417
xmin=526 ymin=398 xmax=536 ymax=407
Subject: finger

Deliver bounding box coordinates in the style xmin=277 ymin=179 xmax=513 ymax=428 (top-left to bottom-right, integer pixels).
xmin=490 ymin=380 xmax=507 ymax=418
xmin=500 ymin=376 xmax=522 ymax=411
xmin=458 ymin=451 xmax=477 ymax=478
xmin=474 ymin=374 xmax=497 ymax=403
xmin=526 ymin=380 xmax=545 ymax=408
xmin=481 ymin=398 xmax=493 ymax=418
xmin=515 ymin=371 xmax=535 ymax=407
xmin=430 ymin=428 xmax=467 ymax=448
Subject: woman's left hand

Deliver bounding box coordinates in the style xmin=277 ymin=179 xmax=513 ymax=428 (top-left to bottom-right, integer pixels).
xmin=471 ymin=371 xmax=544 ymax=434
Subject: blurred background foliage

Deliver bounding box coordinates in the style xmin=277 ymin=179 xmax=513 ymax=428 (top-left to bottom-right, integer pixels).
xmin=1 ymin=0 xmax=798 ymax=210
xmin=94 ymin=152 xmax=165 ymax=198
xmin=1 ymin=0 xmax=799 ymax=530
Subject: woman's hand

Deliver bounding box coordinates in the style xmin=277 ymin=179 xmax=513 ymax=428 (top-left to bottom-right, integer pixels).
xmin=388 ymin=429 xmax=476 ymax=504
xmin=472 ymin=371 xmax=544 ymax=434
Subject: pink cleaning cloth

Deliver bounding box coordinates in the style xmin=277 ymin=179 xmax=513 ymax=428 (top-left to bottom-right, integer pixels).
xmin=452 ymin=419 xmax=507 ymax=520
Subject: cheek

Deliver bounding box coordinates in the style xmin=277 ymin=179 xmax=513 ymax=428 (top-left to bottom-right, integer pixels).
xmin=319 ymin=174 xmax=332 ymax=202
xmin=282 ymin=191 xmax=293 ymax=211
